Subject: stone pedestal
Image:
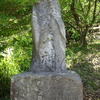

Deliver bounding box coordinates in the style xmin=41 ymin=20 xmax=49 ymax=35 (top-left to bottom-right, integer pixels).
xmin=10 ymin=71 xmax=83 ymax=100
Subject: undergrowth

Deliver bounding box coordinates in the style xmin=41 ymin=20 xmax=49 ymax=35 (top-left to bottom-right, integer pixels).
xmin=66 ymin=40 xmax=100 ymax=99
xmin=0 ymin=34 xmax=100 ymax=100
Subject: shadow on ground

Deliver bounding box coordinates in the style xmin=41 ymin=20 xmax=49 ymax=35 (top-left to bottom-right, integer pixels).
xmin=66 ymin=41 xmax=100 ymax=100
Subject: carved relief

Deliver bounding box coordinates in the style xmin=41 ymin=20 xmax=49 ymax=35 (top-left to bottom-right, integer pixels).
xmin=30 ymin=0 xmax=66 ymax=73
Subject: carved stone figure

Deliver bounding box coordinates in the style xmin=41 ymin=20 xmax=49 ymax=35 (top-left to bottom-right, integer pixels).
xmin=30 ymin=0 xmax=66 ymax=73
xmin=11 ymin=1 xmax=83 ymax=100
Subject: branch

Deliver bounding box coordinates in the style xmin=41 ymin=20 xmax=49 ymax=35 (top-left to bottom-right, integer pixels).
xmin=79 ymin=0 xmax=84 ymax=13
xmin=70 ymin=0 xmax=80 ymax=27
xmin=61 ymin=11 xmax=76 ymax=25
xmin=86 ymin=0 xmax=92 ymax=17
xmin=92 ymin=0 xmax=98 ymax=23
xmin=64 ymin=21 xmax=77 ymax=31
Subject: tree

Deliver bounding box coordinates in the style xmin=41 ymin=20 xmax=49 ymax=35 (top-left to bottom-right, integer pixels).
xmin=59 ymin=0 xmax=100 ymax=47
xmin=0 ymin=0 xmax=37 ymax=98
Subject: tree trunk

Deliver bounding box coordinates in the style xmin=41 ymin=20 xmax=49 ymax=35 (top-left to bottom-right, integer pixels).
xmin=80 ymin=25 xmax=89 ymax=47
xmin=80 ymin=34 xmax=87 ymax=47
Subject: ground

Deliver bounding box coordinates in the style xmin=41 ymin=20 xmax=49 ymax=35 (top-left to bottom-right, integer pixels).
xmin=66 ymin=40 xmax=100 ymax=100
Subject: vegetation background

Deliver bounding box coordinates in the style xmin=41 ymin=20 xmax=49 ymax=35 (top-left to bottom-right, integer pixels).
xmin=0 ymin=0 xmax=100 ymax=100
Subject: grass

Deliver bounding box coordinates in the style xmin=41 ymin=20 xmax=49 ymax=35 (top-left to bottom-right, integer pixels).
xmin=66 ymin=40 xmax=100 ymax=99
xmin=0 ymin=30 xmax=32 ymax=99
xmin=0 ymin=34 xmax=100 ymax=100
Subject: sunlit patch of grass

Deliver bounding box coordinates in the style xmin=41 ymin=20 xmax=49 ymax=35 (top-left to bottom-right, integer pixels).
xmin=66 ymin=40 xmax=100 ymax=99
xmin=0 ymin=29 xmax=32 ymax=98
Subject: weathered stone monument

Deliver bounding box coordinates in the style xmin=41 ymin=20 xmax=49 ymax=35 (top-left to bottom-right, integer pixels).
xmin=30 ymin=0 xmax=66 ymax=73
xmin=10 ymin=0 xmax=83 ymax=100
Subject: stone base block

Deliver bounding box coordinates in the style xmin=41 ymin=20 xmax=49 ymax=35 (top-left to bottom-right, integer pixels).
xmin=10 ymin=71 xmax=83 ymax=100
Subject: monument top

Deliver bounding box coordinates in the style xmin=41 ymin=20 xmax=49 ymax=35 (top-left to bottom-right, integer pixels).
xmin=30 ymin=0 xmax=66 ymax=73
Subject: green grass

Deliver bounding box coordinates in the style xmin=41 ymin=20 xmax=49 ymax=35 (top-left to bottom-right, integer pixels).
xmin=0 ymin=29 xmax=32 ymax=99
xmin=66 ymin=40 xmax=100 ymax=99
xmin=0 ymin=34 xmax=100 ymax=99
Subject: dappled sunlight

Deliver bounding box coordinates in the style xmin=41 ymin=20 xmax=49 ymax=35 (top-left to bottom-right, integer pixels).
xmin=0 ymin=0 xmax=100 ymax=99
xmin=66 ymin=40 xmax=100 ymax=99
xmin=2 ymin=48 xmax=13 ymax=59
xmin=0 ymin=30 xmax=32 ymax=98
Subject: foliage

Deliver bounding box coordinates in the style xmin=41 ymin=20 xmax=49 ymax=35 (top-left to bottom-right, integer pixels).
xmin=59 ymin=0 xmax=100 ymax=47
xmin=66 ymin=40 xmax=100 ymax=99
xmin=0 ymin=31 xmax=32 ymax=98
xmin=0 ymin=0 xmax=35 ymax=98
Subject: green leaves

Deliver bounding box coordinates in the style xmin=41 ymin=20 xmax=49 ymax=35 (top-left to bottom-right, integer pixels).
xmin=59 ymin=0 xmax=100 ymax=46
xmin=0 ymin=0 xmax=34 ymax=98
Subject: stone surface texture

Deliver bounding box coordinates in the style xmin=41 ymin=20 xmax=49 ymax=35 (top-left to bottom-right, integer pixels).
xmin=10 ymin=71 xmax=83 ymax=100
xmin=30 ymin=0 xmax=66 ymax=73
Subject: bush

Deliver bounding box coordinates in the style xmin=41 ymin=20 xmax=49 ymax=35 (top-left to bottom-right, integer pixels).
xmin=0 ymin=31 xmax=32 ymax=98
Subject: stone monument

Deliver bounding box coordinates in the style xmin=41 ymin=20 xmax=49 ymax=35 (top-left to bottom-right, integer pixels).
xmin=30 ymin=0 xmax=66 ymax=73
xmin=10 ymin=0 xmax=83 ymax=100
